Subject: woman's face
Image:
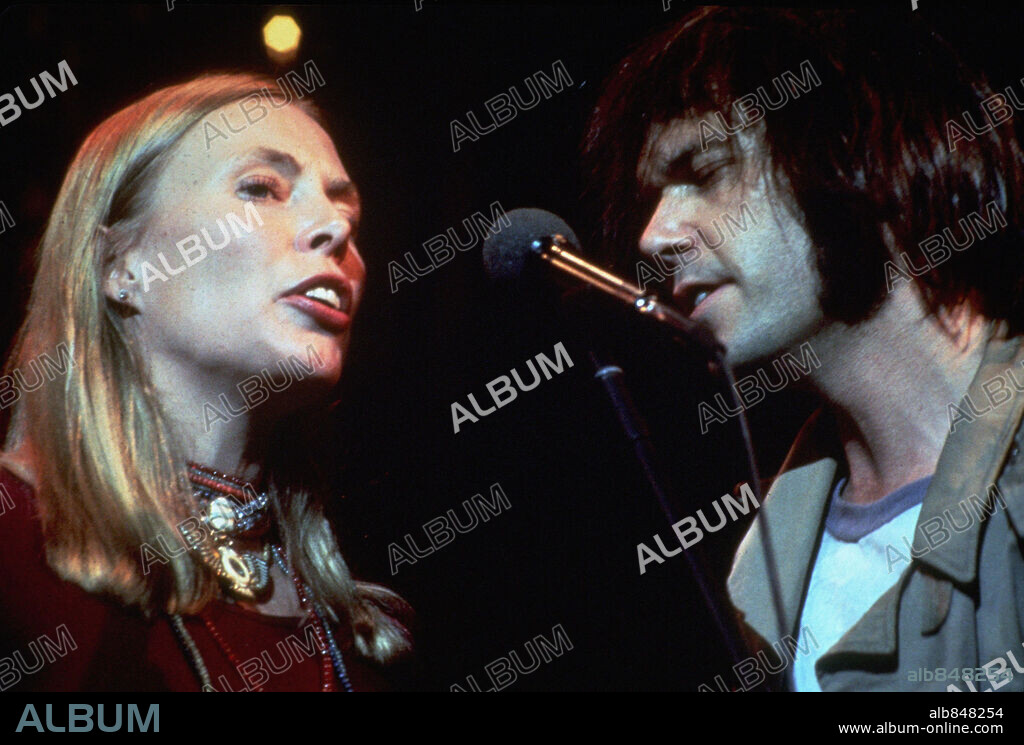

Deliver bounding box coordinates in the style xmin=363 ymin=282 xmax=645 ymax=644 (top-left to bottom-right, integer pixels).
xmin=116 ymin=100 xmax=364 ymax=409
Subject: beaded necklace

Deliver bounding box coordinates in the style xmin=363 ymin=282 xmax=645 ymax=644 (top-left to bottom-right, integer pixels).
xmin=169 ymin=462 xmax=353 ymax=692
xmin=200 ymin=610 xmax=265 ymax=692
xmin=185 ymin=461 xmax=273 ymax=601
xmin=272 ymin=545 xmax=354 ymax=692
xmin=169 ymin=562 xmax=353 ymax=692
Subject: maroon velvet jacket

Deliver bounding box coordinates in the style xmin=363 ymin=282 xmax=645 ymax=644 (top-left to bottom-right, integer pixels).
xmin=0 ymin=466 xmax=390 ymax=692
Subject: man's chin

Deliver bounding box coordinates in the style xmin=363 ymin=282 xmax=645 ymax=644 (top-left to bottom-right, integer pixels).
xmin=716 ymin=335 xmax=782 ymax=373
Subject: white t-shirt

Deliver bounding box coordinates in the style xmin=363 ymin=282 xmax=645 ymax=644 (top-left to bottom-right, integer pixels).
xmin=791 ymin=474 xmax=933 ymax=692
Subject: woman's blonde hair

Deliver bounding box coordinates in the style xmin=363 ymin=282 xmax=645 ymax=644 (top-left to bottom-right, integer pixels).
xmin=0 ymin=73 xmax=411 ymax=664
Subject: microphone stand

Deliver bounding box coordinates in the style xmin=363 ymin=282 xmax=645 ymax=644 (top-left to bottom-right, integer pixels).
xmin=520 ymin=233 xmax=787 ymax=690
xmin=586 ymin=346 xmax=772 ymax=690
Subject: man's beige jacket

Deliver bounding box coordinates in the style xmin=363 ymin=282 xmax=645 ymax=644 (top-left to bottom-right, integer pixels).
xmin=728 ymin=334 xmax=1024 ymax=691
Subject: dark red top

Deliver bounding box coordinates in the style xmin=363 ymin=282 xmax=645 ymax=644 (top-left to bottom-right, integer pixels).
xmin=0 ymin=466 xmax=391 ymax=692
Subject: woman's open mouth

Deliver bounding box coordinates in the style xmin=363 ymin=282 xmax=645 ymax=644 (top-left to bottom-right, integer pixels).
xmin=279 ymin=275 xmax=353 ymax=334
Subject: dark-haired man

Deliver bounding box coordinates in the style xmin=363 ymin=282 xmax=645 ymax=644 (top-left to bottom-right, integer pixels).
xmin=585 ymin=8 xmax=1024 ymax=691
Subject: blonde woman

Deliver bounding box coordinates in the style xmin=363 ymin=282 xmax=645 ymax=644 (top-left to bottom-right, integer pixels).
xmin=0 ymin=74 xmax=412 ymax=691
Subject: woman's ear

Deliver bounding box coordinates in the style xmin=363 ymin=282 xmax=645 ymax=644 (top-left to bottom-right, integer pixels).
xmin=98 ymin=225 xmax=142 ymax=311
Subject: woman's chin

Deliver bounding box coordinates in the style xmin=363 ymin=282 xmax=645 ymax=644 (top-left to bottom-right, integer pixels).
xmin=268 ymin=335 xmax=344 ymax=376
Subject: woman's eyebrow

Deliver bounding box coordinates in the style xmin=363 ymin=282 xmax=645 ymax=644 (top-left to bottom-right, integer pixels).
xmin=326 ymin=179 xmax=361 ymax=215
xmin=229 ymin=147 xmax=360 ymax=207
xmin=228 ymin=146 xmax=302 ymax=178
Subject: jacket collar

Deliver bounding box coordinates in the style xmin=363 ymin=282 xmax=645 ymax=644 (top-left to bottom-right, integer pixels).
xmin=726 ymin=333 xmax=1024 ymax=648
xmin=911 ymin=333 xmax=1024 ymax=583
xmin=726 ymin=407 xmax=838 ymax=645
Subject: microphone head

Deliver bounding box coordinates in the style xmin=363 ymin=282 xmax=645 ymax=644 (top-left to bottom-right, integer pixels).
xmin=482 ymin=207 xmax=580 ymax=281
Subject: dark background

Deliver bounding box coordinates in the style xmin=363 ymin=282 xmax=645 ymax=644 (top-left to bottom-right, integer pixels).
xmin=0 ymin=1 xmax=1021 ymax=691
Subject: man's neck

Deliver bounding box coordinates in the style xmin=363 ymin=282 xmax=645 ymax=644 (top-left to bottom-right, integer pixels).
xmin=802 ymin=292 xmax=992 ymax=505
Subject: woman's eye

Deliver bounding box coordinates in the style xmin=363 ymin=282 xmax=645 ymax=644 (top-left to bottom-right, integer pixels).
xmin=236 ymin=175 xmax=282 ymax=201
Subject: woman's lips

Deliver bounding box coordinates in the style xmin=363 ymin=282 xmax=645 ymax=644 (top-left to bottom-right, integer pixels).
xmin=280 ymin=295 xmax=351 ymax=333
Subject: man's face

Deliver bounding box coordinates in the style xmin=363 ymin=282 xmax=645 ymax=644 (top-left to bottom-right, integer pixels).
xmin=637 ymin=117 xmax=826 ymax=367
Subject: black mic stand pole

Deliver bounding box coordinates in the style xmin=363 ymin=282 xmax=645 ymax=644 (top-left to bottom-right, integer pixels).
xmin=587 ymin=347 xmax=769 ymax=690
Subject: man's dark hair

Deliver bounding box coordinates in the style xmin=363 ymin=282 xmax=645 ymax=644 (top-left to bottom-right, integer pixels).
xmin=583 ymin=7 xmax=1024 ymax=331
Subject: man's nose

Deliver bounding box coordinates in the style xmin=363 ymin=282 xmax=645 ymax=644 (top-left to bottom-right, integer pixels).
xmin=638 ymin=194 xmax=702 ymax=262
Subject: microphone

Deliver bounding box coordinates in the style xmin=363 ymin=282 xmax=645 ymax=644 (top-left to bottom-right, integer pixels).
xmin=484 ymin=209 xmax=760 ymax=675
xmin=482 ymin=208 xmax=723 ymax=355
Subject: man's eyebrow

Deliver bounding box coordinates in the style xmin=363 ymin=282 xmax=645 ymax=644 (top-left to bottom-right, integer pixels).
xmin=660 ymin=141 xmax=729 ymax=178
